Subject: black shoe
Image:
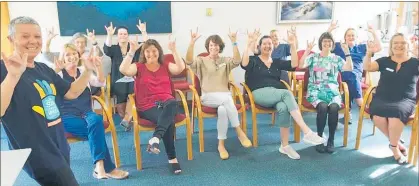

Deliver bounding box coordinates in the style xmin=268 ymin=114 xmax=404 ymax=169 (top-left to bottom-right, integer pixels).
xmin=315 ymin=144 xmax=326 ymax=153
xmin=325 ymin=141 xmax=335 ymax=154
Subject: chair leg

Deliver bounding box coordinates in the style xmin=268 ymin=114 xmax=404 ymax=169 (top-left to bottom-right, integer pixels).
xmin=408 ymin=126 xmax=417 ymax=164
xmin=252 ymin=111 xmax=258 ymax=147
xmin=186 ymin=118 xmax=193 ymax=160
xmin=241 ymin=111 xmax=247 ymax=135
xmin=294 ymin=120 xmax=301 ymax=143
xmin=134 ymin=129 xmax=142 ymax=170
xmin=110 ymin=127 xmax=121 ymax=168
xmin=191 ymin=94 xmax=195 ymax=134
xmin=343 ymin=110 xmax=349 ymax=147
xmin=355 ymin=112 xmax=365 ymax=150
xmin=271 ymin=113 xmax=276 ymax=126
xmin=414 ymin=131 xmax=418 ymax=166
xmin=198 ymin=115 xmax=205 ymax=152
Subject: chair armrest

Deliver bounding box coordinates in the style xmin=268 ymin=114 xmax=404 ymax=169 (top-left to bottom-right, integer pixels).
xmin=228 ymin=82 xmax=246 ymax=110
xmin=175 ymin=89 xmax=191 ymax=120
xmin=297 ymin=80 xmax=304 ymax=108
xmin=128 ymin=94 xmax=142 ymax=128
xmin=92 ymin=95 xmax=116 ymax=130
xmin=186 ymin=67 xmax=195 ymax=88
xmin=280 ymin=80 xmax=292 ymax=91
xmin=341 ymin=82 xmax=350 ymax=110
xmin=188 ymin=85 xmax=204 ymax=114
xmin=241 ymin=82 xmax=256 ymax=109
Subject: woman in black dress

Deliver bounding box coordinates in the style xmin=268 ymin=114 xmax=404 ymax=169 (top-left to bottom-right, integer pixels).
xmin=103 ymin=21 xmax=147 ymax=131
xmin=364 ymin=33 xmax=419 ymax=164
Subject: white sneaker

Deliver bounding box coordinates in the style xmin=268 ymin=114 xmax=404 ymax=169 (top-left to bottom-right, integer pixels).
xmin=303 ymin=131 xmax=326 ymax=145
xmin=279 ymin=145 xmax=300 ymax=160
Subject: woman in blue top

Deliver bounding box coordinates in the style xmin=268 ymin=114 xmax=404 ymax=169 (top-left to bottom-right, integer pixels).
xmin=56 ymin=44 xmax=129 ymax=179
xmin=328 ymin=21 xmax=382 ymax=120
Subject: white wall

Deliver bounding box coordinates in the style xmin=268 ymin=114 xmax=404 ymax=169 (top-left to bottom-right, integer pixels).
xmin=8 ymin=2 xmax=391 ymax=87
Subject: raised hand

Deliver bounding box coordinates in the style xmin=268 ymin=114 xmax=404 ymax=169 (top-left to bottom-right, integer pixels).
xmin=287 ymin=29 xmax=297 ymax=45
xmin=104 ymin=22 xmax=116 ymax=36
xmin=327 ymin=20 xmax=339 ymax=32
xmin=1 ymin=52 xmax=28 ymax=78
xmin=252 ymin=28 xmax=261 ymax=41
xmin=86 ymin=28 xmax=96 ymax=42
xmin=246 ymin=30 xmax=257 ymax=48
xmin=46 ymin=27 xmax=58 ymax=43
xmin=136 ymin=19 xmax=147 ymax=33
xmin=306 ymin=38 xmax=316 ymax=52
xmin=366 ymin=40 xmax=376 ymax=53
xmin=128 ymin=34 xmax=142 ymax=53
xmin=168 ymin=34 xmax=177 ymax=52
xmin=341 ymin=40 xmax=350 ymax=54
xmin=190 ymin=27 xmax=201 ymax=43
xmin=228 ymin=27 xmax=238 ymax=43
xmin=54 ymin=56 xmax=66 ymax=71
xmin=366 ymin=22 xmax=375 ymax=34
xmin=83 ymin=50 xmax=96 ymax=71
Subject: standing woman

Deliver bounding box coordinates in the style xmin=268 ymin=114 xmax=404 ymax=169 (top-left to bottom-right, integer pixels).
xmin=103 ymin=20 xmax=148 ymax=131
xmin=185 ymin=28 xmax=252 ymax=160
xmin=328 ymin=21 xmax=382 ymax=118
xmin=299 ymin=32 xmax=354 ymax=153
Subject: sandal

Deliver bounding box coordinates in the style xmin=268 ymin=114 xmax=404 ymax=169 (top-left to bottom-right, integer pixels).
xmin=146 ymin=143 xmax=160 ymax=154
xmin=93 ymin=171 xmax=108 ymax=179
xmin=169 ymin=163 xmax=182 ymax=175
xmin=106 ymin=169 xmax=129 ymax=180
xmin=388 ymin=141 xmax=408 ymax=156
xmin=389 ymin=144 xmax=408 ymax=165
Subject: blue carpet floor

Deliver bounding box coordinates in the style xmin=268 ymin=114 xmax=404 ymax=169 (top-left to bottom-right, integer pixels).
xmin=1 ymin=106 xmax=418 ymax=186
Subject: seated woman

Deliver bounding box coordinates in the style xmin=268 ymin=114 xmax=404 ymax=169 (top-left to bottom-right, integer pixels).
xmin=185 ymin=28 xmax=252 ymax=160
xmin=119 ymin=37 xmax=185 ymax=174
xmin=364 ymin=33 xmax=419 ymax=164
xmin=328 ymin=21 xmax=382 ymax=123
xmin=299 ymin=32 xmax=354 ymax=153
xmin=241 ymin=31 xmax=325 ymax=160
xmin=56 ymin=44 xmax=129 ymax=179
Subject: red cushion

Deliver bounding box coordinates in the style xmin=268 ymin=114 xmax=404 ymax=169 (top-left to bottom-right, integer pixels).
xmin=296 ymin=74 xmax=305 ymax=81
xmin=301 ymin=93 xmax=345 ymax=109
xmin=361 ymin=82 xmax=369 ymax=89
xmin=201 ymin=104 xmax=242 ymax=114
xmin=138 ymin=114 xmax=186 ymax=127
xmin=173 ymin=80 xmax=191 ymax=91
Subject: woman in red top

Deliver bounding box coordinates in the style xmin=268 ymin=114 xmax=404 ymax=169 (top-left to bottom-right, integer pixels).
xmin=119 ymin=36 xmax=185 ymax=174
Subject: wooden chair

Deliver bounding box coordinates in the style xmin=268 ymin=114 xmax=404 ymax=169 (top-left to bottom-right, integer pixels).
xmin=128 ymin=89 xmax=193 ymax=170
xmin=297 ymin=69 xmax=351 ymax=147
xmin=241 ymin=80 xmax=300 ymax=147
xmin=361 ymin=70 xmax=372 ymax=96
xmin=164 ymin=54 xmax=196 ymax=134
xmin=291 ymin=50 xmax=314 ymax=96
xmin=65 ymin=94 xmax=121 ymax=168
xmin=355 ymin=85 xmax=418 ymax=166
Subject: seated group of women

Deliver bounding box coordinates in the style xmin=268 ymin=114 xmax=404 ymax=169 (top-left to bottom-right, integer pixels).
xmin=56 ymin=22 xmax=418 ymax=179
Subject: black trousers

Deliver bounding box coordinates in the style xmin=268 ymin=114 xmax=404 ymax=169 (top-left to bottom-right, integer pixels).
xmin=138 ymin=99 xmax=178 ymax=160
xmin=316 ymin=102 xmax=340 ymax=143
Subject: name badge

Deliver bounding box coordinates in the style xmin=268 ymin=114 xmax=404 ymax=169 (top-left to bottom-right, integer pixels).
xmin=386 ymin=68 xmax=394 ymax=72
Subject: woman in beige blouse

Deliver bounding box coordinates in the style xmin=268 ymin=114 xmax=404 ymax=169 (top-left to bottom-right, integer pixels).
xmin=185 ymin=28 xmax=252 ymax=160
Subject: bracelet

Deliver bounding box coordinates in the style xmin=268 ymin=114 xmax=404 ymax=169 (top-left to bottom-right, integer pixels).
xmin=232 ymin=42 xmax=238 ymax=46
xmin=345 ymin=53 xmax=351 ymax=57
xmin=92 ymin=41 xmax=98 ymax=46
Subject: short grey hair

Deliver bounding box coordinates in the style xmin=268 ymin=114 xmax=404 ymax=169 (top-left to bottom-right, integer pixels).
xmin=71 ymin=32 xmax=87 ymax=44
xmin=8 ymin=16 xmax=40 ymax=37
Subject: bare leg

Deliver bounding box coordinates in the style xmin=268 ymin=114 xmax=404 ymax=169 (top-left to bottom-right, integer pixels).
xmin=388 ymin=118 xmax=405 ymax=160
xmin=373 ymin=116 xmax=406 ymax=151
xmin=280 ymin=127 xmax=290 ymax=146
xmin=290 ymin=109 xmax=311 ymax=134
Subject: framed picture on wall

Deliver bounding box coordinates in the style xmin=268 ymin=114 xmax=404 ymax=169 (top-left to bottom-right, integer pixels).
xmin=57 ymin=2 xmax=172 ymax=36
xmin=277 ymin=2 xmax=334 ymax=24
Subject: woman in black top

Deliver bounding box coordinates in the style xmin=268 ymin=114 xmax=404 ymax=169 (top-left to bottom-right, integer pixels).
xmin=241 ymin=31 xmax=325 ymax=160
xmin=103 ymin=21 xmax=147 ymax=131
xmin=364 ymin=33 xmax=419 ymax=164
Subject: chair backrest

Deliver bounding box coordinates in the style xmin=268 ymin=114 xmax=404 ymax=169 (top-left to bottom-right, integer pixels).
xmin=303 ymin=68 xmax=343 ymax=92
xmin=198 ymin=52 xmax=209 ymax=57
xmin=164 ymin=54 xmax=189 ymax=79
xmin=296 ymin=50 xmax=314 ymax=72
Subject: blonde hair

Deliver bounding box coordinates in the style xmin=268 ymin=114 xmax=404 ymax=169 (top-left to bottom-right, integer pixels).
xmin=389 ymin=33 xmax=409 ymax=56
xmin=63 ymin=43 xmax=82 ymax=66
